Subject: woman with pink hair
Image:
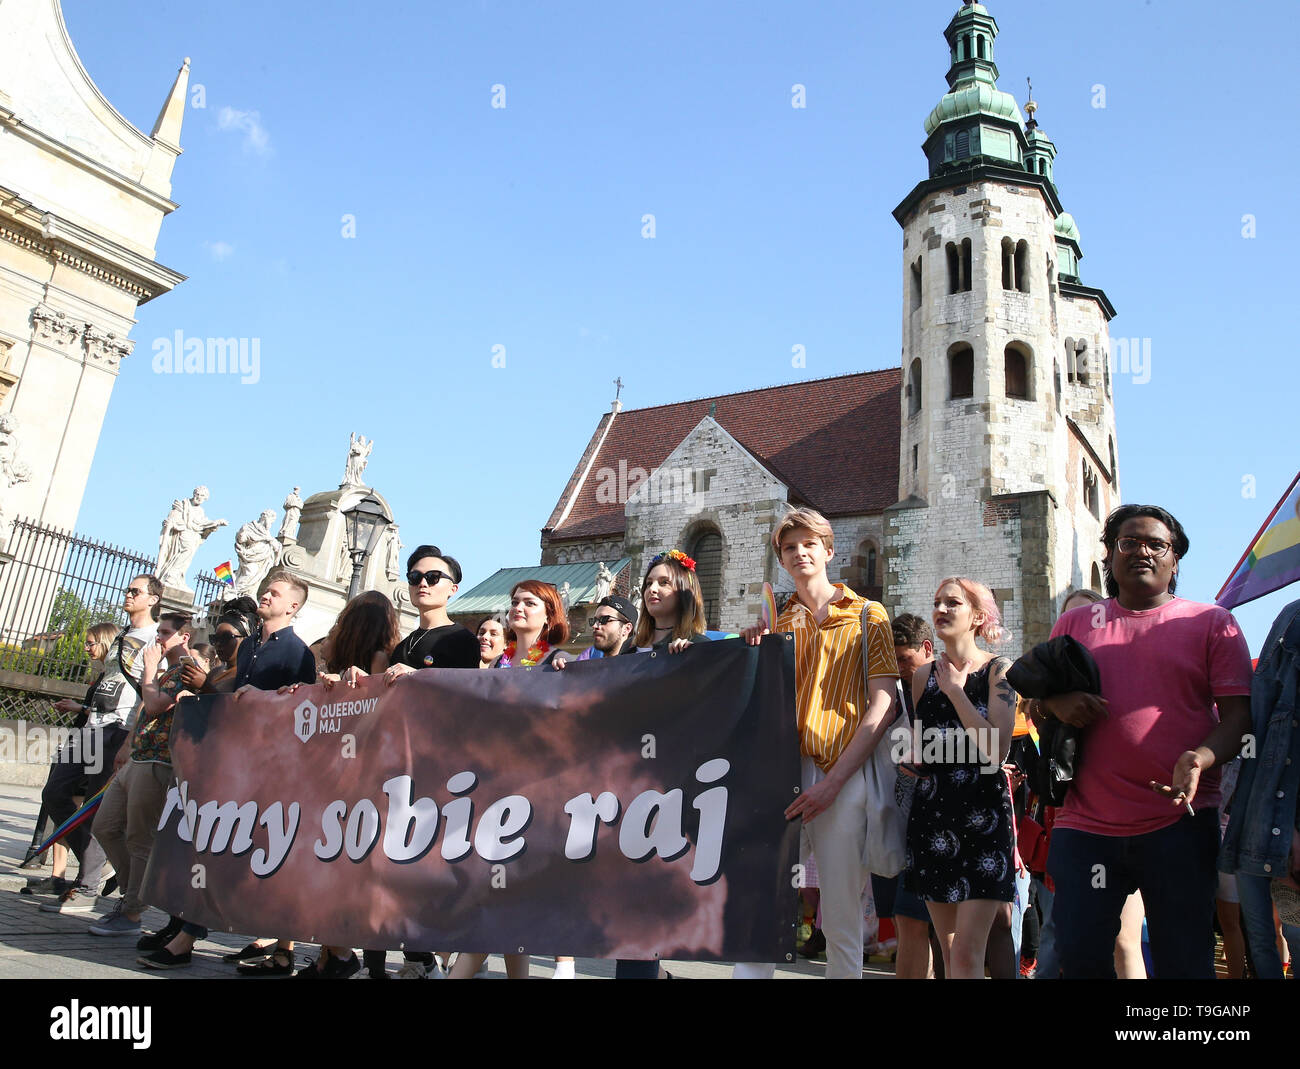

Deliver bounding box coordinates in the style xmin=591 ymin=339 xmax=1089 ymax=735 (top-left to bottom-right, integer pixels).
xmin=904 ymin=577 xmax=1018 ymax=979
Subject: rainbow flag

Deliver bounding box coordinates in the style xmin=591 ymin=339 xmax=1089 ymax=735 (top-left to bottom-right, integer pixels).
xmin=1217 ymin=471 xmax=1300 ymax=610
xmin=214 ymin=561 xmax=235 ymax=586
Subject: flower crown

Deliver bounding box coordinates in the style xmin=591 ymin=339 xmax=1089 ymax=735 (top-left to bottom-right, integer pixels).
xmin=649 ymin=549 xmax=696 ymax=572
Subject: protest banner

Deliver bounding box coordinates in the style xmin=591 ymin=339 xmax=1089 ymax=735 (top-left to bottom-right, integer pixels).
xmin=143 ymin=635 xmax=800 ymax=961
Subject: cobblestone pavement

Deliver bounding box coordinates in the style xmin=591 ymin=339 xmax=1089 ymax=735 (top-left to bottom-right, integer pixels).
xmin=0 ymin=784 xmax=891 ymax=980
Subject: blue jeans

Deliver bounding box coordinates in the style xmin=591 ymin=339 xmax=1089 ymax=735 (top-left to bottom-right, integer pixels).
xmin=1047 ymin=809 xmax=1218 ymax=979
xmin=1236 ymin=872 xmax=1300 ymax=979
xmin=1032 ymin=877 xmax=1060 ymax=979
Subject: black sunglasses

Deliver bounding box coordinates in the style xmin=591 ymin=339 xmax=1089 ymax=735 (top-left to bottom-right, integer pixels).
xmin=407 ymin=569 xmax=453 ymax=587
xmin=211 ymin=631 xmax=240 ymax=645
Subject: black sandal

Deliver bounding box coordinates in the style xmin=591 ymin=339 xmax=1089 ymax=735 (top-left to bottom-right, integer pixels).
xmin=222 ymin=941 xmax=274 ymax=964
xmin=237 ymin=947 xmax=294 ymax=976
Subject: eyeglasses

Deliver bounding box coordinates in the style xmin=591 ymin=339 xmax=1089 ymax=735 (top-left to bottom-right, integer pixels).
xmin=211 ymin=632 xmax=239 ymax=646
xmin=407 ymin=569 xmax=453 ymax=587
xmin=123 ymin=587 xmax=148 ymax=598
xmin=1115 ymin=537 xmax=1173 ymax=558
xmin=589 ymin=614 xmax=626 ymax=628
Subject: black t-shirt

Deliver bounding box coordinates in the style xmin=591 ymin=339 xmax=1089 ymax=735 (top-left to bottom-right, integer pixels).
xmin=391 ymin=624 xmax=480 ymax=671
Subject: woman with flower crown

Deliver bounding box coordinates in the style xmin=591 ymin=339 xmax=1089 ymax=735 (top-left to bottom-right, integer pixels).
xmin=611 ymin=549 xmax=712 ymax=980
xmin=634 ymin=549 xmax=710 ymax=653
xmin=447 ymin=579 xmax=572 ymax=978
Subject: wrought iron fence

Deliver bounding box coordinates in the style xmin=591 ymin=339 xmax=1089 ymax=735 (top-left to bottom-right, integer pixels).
xmin=191 ymin=570 xmax=234 ymax=622
xmin=0 ymin=517 xmax=153 ymax=692
xmin=0 ymin=518 xmax=241 ymax=725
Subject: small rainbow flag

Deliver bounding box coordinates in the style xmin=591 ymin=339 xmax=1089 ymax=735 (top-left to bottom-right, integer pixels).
xmin=214 ymin=561 xmax=235 ymax=586
xmin=1217 ymin=471 xmax=1300 ymax=611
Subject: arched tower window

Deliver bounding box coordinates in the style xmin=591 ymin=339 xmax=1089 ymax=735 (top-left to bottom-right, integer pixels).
xmin=689 ymin=529 xmax=723 ymax=629
xmin=908 ymin=358 xmax=923 ymax=416
xmin=1082 ymin=462 xmax=1100 ymax=519
xmin=1001 ymin=237 xmax=1015 ymax=290
xmin=1004 ymin=344 xmax=1030 ymax=400
xmin=844 ymin=540 xmax=880 ymax=597
xmin=1015 ymin=240 xmax=1030 ymax=293
xmin=1065 ymin=338 xmax=1076 ymax=383
xmin=1090 ymin=562 xmax=1103 ymax=593
xmin=910 ymin=257 xmax=922 ymax=311
xmin=1103 ymin=351 xmax=1111 ymax=397
xmin=949 ymin=343 xmax=974 ymax=400
xmin=961 ymin=238 xmax=972 ymax=291
xmin=1109 ymin=435 xmax=1117 ymax=484
xmin=1076 ymin=340 xmax=1091 ymax=386
xmin=946 ymin=242 xmax=960 ymax=294
xmin=1053 ymin=359 xmax=1061 ymax=413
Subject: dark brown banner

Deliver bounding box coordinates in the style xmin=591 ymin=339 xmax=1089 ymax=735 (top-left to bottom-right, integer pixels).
xmin=142 ymin=635 xmax=800 ymax=962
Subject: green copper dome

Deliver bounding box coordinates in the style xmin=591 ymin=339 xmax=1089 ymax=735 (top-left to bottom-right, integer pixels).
xmin=1055 ymin=213 xmax=1080 ymax=241
xmin=924 ymin=82 xmax=1024 ymax=136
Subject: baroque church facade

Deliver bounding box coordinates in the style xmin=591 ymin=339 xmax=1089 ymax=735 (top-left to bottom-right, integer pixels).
xmin=0 ymin=0 xmax=188 ymax=542
xmin=537 ymin=2 xmax=1119 ymax=652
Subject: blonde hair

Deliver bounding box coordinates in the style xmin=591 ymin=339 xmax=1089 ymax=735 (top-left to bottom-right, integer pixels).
xmin=263 ymin=569 xmax=309 ymax=610
xmin=771 ymin=507 xmax=834 ymax=558
xmin=936 ymin=576 xmax=1004 ymax=646
xmin=85 ymin=622 xmax=120 ymax=662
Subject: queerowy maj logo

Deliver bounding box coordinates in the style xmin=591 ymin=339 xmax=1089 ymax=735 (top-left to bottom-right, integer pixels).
xmin=294 ymin=699 xmax=318 ymax=743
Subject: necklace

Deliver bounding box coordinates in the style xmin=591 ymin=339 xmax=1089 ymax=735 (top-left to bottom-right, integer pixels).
xmin=501 ymin=638 xmax=551 ymax=667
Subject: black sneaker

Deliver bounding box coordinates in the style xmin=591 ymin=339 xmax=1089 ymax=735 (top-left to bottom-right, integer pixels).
xmin=137 ymin=917 xmax=184 ymax=952
xmin=20 ymin=875 xmax=73 ymax=897
xmin=295 ymin=953 xmax=360 ymax=979
xmin=101 ymin=875 xmax=119 ymax=898
xmin=138 ymin=947 xmax=192 ymax=970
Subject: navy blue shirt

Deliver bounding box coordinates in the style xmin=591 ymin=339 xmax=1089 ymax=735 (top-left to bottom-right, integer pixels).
xmin=234 ymin=625 xmax=317 ymax=691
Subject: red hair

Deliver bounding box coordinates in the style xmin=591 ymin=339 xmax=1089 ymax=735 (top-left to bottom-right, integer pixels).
xmin=508 ymin=580 xmax=570 ymax=646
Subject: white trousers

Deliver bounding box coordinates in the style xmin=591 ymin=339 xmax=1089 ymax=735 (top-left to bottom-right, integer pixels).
xmin=734 ymin=755 xmax=870 ymax=979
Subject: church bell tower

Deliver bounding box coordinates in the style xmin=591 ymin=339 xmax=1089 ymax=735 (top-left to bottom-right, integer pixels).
xmin=883 ymin=1 xmax=1121 ymax=650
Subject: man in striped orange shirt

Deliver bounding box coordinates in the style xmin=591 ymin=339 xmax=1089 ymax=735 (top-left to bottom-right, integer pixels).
xmin=736 ymin=507 xmax=900 ymax=978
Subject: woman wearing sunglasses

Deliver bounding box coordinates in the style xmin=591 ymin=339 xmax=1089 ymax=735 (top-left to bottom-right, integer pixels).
xmin=184 ymin=597 xmax=258 ymax=694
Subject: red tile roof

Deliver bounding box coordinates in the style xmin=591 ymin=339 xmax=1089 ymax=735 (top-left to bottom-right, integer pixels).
xmin=546 ymin=369 xmax=902 ymax=541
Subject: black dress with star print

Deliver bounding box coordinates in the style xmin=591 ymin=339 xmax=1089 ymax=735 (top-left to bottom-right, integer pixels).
xmin=904 ymin=661 xmax=1015 ymax=904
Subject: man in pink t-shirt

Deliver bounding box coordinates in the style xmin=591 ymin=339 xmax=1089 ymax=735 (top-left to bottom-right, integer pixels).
xmin=1042 ymin=505 xmax=1252 ymax=978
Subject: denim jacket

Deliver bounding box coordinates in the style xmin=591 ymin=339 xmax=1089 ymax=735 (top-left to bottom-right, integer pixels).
xmin=1220 ymin=599 xmax=1300 ymax=877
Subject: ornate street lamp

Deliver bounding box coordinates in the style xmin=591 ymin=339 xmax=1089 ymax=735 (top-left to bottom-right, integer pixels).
xmin=341 ymin=492 xmax=391 ymax=601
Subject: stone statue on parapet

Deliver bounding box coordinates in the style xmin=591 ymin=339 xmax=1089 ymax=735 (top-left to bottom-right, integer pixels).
xmin=157 ymin=485 xmax=227 ymax=589
xmin=342 ymin=432 xmax=373 ymax=487
xmin=279 ymin=487 xmax=303 ymax=541
xmin=384 ymin=525 xmax=403 ymax=580
xmin=232 ymin=509 xmax=282 ymax=596
xmin=595 ymin=561 xmax=614 ymax=601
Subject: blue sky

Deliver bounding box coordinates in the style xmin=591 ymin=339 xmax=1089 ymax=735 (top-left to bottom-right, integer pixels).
xmin=59 ymin=0 xmax=1297 ymax=650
